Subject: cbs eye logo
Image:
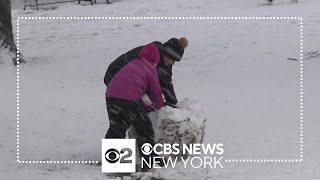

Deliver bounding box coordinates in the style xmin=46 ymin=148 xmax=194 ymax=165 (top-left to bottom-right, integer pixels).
xmin=141 ymin=143 xmax=153 ymax=155
xmin=105 ymin=148 xmax=133 ymax=164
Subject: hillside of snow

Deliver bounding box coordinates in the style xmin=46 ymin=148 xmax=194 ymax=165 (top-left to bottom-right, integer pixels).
xmin=1 ymin=0 xmax=320 ymax=179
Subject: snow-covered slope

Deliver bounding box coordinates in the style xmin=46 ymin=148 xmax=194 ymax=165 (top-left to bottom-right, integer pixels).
xmin=1 ymin=0 xmax=320 ymax=179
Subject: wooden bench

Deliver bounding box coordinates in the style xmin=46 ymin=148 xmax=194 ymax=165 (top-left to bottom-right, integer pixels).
xmin=78 ymin=0 xmax=94 ymax=5
xmin=24 ymin=0 xmax=110 ymax=11
xmin=79 ymin=0 xmax=110 ymax=5
xmin=266 ymin=0 xmax=298 ymax=5
xmin=24 ymin=0 xmax=78 ymax=10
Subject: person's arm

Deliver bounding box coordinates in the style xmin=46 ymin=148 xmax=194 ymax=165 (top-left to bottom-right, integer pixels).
xmin=104 ymin=46 xmax=144 ymax=86
xmin=158 ymin=65 xmax=178 ymax=105
xmin=104 ymin=59 xmax=122 ymax=86
xmin=148 ymin=70 xmax=165 ymax=109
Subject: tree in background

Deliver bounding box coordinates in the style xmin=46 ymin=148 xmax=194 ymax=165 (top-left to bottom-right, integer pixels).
xmin=0 ymin=0 xmax=25 ymax=65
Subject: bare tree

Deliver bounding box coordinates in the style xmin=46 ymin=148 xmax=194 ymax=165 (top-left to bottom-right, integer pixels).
xmin=0 ymin=0 xmax=25 ymax=65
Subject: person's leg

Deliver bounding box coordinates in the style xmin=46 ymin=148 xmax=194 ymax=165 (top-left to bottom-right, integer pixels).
xmin=105 ymin=98 xmax=130 ymax=139
xmin=128 ymin=102 xmax=162 ymax=169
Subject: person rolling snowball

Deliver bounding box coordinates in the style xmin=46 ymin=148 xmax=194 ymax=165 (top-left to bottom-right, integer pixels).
xmin=105 ymin=43 xmax=164 ymax=170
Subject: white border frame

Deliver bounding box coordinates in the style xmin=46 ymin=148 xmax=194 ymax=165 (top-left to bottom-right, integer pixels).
xmin=16 ymin=16 xmax=303 ymax=164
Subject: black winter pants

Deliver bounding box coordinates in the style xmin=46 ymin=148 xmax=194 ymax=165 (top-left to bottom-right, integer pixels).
xmin=105 ymin=97 xmax=155 ymax=161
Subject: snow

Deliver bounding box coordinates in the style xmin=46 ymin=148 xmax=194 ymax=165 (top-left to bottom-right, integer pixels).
xmin=161 ymin=99 xmax=205 ymax=125
xmin=1 ymin=0 xmax=320 ymax=179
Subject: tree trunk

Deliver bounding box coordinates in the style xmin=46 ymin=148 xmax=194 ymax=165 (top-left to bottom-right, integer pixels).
xmin=0 ymin=0 xmax=15 ymax=51
xmin=0 ymin=0 xmax=24 ymax=65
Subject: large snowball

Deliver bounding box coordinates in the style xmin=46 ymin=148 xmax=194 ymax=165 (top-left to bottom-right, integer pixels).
xmin=128 ymin=98 xmax=206 ymax=160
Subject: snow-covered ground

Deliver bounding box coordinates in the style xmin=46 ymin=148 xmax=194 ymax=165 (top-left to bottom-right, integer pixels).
xmin=1 ymin=0 xmax=320 ymax=179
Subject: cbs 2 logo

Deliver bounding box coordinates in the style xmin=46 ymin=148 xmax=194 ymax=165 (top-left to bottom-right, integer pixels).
xmin=105 ymin=148 xmax=133 ymax=164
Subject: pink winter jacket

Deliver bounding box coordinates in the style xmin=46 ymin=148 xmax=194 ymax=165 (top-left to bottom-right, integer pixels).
xmin=106 ymin=43 xmax=165 ymax=109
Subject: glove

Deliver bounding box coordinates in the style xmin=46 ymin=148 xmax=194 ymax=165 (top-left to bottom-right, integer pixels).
xmin=145 ymin=104 xmax=156 ymax=113
xmin=164 ymin=102 xmax=178 ymax=108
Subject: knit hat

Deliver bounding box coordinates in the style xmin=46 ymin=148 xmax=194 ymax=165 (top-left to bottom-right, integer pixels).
xmin=138 ymin=43 xmax=160 ymax=64
xmin=163 ymin=37 xmax=188 ymax=62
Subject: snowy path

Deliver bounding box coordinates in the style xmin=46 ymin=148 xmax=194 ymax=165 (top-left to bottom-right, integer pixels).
xmin=1 ymin=0 xmax=320 ymax=179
